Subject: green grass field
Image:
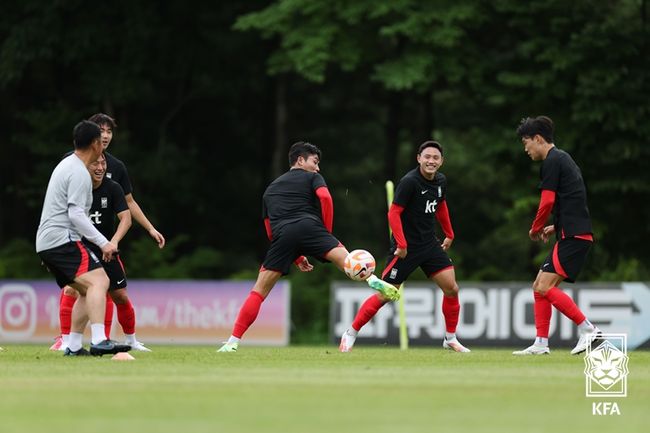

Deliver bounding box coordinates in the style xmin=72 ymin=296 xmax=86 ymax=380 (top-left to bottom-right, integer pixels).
xmin=1 ymin=345 xmax=647 ymax=433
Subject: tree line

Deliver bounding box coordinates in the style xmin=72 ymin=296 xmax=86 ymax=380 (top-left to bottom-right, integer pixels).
xmin=1 ymin=0 xmax=648 ymax=340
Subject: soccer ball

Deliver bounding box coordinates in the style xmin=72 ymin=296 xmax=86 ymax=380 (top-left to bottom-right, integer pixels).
xmin=343 ymin=249 xmax=376 ymax=281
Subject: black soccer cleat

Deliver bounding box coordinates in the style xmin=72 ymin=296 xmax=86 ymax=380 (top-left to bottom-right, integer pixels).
xmin=63 ymin=347 xmax=91 ymax=356
xmin=90 ymin=339 xmax=132 ymax=357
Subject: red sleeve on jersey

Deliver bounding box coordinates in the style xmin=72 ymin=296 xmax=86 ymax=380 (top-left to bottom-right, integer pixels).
xmin=531 ymin=189 xmax=556 ymax=233
xmin=435 ymin=200 xmax=455 ymax=240
xmin=388 ymin=203 xmax=407 ymax=249
xmin=315 ymin=186 xmax=334 ymax=233
xmin=263 ymin=217 xmax=273 ymax=241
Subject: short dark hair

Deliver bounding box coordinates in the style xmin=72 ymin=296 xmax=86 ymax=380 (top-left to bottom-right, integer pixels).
xmin=516 ymin=116 xmax=554 ymax=143
xmin=73 ymin=120 xmax=101 ymax=149
xmin=88 ymin=113 xmax=117 ymax=129
xmin=418 ymin=140 xmax=443 ymax=156
xmin=288 ymin=141 xmax=321 ymax=166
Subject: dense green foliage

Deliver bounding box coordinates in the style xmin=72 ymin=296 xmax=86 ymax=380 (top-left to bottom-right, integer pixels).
xmin=1 ymin=1 xmax=648 ymax=339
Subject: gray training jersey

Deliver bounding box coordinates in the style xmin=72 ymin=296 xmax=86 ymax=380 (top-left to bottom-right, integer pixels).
xmin=36 ymin=154 xmax=93 ymax=252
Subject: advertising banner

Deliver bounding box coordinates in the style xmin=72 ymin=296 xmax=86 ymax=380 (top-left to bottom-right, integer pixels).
xmin=0 ymin=280 xmax=290 ymax=345
xmin=330 ymin=281 xmax=650 ymax=350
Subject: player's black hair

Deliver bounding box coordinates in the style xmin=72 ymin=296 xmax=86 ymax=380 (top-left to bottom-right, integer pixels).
xmin=288 ymin=141 xmax=322 ymax=166
xmin=516 ymin=116 xmax=554 ymax=143
xmin=418 ymin=140 xmax=443 ymax=157
xmin=73 ymin=120 xmax=101 ymax=149
xmin=88 ymin=113 xmax=117 ymax=129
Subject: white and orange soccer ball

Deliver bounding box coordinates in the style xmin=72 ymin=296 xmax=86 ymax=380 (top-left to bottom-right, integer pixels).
xmin=343 ymin=249 xmax=376 ymax=281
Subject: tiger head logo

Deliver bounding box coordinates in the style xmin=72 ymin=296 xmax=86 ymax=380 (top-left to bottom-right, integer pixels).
xmin=584 ymin=340 xmax=629 ymax=391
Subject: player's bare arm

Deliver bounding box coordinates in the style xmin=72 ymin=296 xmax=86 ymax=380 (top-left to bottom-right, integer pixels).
xmin=125 ymin=193 xmax=166 ymax=248
xmin=110 ymin=209 xmax=132 ymax=248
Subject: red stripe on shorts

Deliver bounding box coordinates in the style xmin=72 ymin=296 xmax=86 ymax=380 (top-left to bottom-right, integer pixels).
xmin=117 ymin=255 xmax=126 ymax=273
xmin=551 ymin=242 xmax=568 ymax=278
xmin=75 ymin=241 xmax=90 ymax=276
xmin=381 ymin=256 xmax=400 ymax=280
xmin=429 ymin=265 xmax=454 ymax=278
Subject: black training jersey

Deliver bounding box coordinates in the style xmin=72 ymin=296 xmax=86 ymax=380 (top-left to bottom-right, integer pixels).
xmin=539 ymin=147 xmax=592 ymax=238
xmin=392 ymin=167 xmax=448 ymax=248
xmin=105 ymin=152 xmax=133 ymax=195
xmin=87 ymin=178 xmax=129 ymax=240
xmin=262 ymin=168 xmax=327 ymax=233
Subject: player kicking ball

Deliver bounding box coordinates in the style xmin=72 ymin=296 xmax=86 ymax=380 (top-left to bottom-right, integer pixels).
xmin=513 ymin=116 xmax=601 ymax=356
xmin=217 ymin=142 xmax=400 ymax=353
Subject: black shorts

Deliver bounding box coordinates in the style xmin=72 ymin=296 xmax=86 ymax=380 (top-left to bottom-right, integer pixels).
xmin=263 ymin=219 xmax=342 ymax=275
xmin=85 ymin=242 xmax=127 ymax=290
xmin=541 ymin=238 xmax=592 ymax=283
xmin=38 ymin=241 xmax=103 ymax=288
xmin=381 ymin=243 xmax=453 ymax=285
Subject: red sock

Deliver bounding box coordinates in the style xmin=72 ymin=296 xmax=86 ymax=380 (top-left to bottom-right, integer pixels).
xmin=534 ymin=291 xmax=552 ymax=338
xmin=116 ymin=300 xmax=136 ymax=335
xmin=545 ymin=286 xmax=586 ymax=325
xmin=105 ymin=294 xmax=114 ymax=339
xmin=232 ymin=291 xmax=265 ymax=338
xmin=351 ymin=294 xmax=386 ymax=331
xmin=442 ymin=295 xmax=460 ymax=333
xmin=59 ymin=292 xmax=76 ymax=335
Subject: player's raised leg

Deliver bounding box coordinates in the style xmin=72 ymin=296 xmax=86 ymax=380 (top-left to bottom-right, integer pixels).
xmin=327 ymin=246 xmax=400 ymax=301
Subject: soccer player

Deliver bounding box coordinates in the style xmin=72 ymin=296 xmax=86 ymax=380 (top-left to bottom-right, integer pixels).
xmin=54 ymin=154 xmax=152 ymax=352
xmin=88 ymin=113 xmax=166 ymax=249
xmin=51 ymin=113 xmax=162 ymax=350
xmin=513 ymin=115 xmax=601 ymax=356
xmin=217 ymin=141 xmax=400 ymax=352
xmin=339 ymin=140 xmax=470 ymax=353
xmin=36 ymin=120 xmax=130 ymax=356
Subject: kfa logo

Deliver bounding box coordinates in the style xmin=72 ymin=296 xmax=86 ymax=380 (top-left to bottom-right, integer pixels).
xmin=101 ymin=197 xmax=108 ymax=208
xmin=592 ymin=402 xmax=621 ymax=416
xmin=584 ymin=333 xmax=628 ymax=416
xmin=584 ymin=334 xmax=629 ymax=397
xmin=425 ymin=199 xmax=437 ymax=213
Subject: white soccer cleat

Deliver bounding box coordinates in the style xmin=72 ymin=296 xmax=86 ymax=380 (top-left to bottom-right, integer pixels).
xmin=217 ymin=342 xmax=239 ymax=353
xmin=512 ymin=344 xmax=551 ymax=355
xmin=339 ymin=330 xmax=357 ymax=353
xmin=570 ymin=327 xmax=603 ymax=355
xmin=442 ymin=337 xmax=471 ymax=353
xmin=127 ymin=341 xmax=152 ymax=352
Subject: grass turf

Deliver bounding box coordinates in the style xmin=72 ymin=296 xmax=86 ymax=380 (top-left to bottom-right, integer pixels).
xmin=0 ymin=345 xmax=647 ymax=433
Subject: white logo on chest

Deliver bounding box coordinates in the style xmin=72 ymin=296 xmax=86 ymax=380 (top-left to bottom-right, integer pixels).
xmin=89 ymin=211 xmax=102 ymax=225
xmin=101 ymin=197 xmax=108 ymax=208
xmin=425 ymin=199 xmax=438 ymax=213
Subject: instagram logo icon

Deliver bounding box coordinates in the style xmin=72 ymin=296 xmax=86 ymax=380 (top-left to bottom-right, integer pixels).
xmin=0 ymin=283 xmax=37 ymax=339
